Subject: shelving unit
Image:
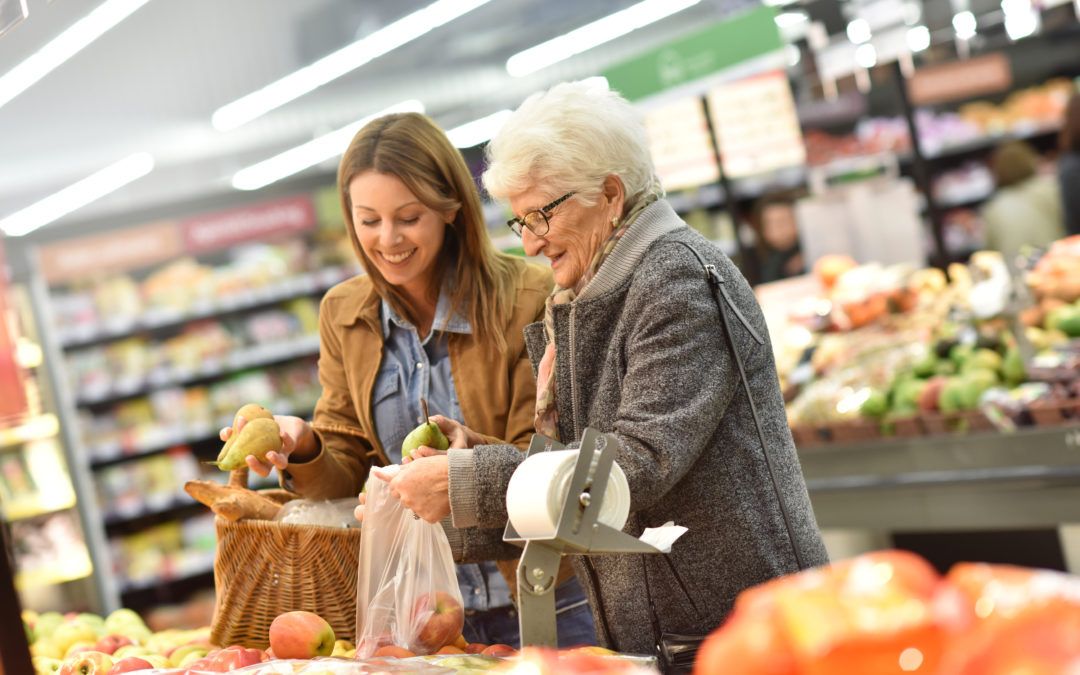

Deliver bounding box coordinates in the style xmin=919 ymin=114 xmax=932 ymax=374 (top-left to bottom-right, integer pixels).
xmin=74 ymin=333 xmax=321 ymax=407
xmin=801 ymin=424 xmax=1080 ymax=531
xmin=6 ymin=190 xmax=354 ymax=612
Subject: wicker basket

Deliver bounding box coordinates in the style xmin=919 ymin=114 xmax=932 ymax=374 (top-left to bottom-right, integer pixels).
xmin=209 ymin=469 xmax=363 ymax=649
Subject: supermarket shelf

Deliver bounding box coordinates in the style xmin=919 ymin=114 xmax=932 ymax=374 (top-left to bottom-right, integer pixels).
xmin=103 ymin=496 xmax=202 ymax=532
xmin=15 ymin=555 xmax=94 ymax=591
xmin=2 ymin=493 xmax=77 ymax=521
xmin=800 ymin=424 xmax=1080 ymax=531
xmin=89 ymin=405 xmax=315 ymax=470
xmin=120 ymin=567 xmax=216 ymax=610
xmin=0 ymin=414 xmax=59 ymax=450
xmin=935 ymin=190 xmax=994 ymax=211
xmin=922 ymin=123 xmax=1061 ymax=162
xmin=119 ymin=559 xmax=215 ymax=595
xmin=76 ymin=334 xmax=321 ymax=407
xmin=57 ymin=267 xmax=353 ymax=350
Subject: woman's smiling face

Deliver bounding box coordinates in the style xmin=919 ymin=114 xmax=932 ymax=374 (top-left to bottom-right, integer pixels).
xmin=349 ymin=170 xmax=448 ymax=297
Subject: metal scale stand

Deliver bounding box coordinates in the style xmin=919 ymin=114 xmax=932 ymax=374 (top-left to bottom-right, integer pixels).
xmin=503 ymin=427 xmax=662 ymax=647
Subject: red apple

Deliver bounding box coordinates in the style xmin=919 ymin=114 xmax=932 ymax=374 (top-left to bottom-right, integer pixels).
xmin=481 ymin=644 xmax=518 ymax=657
xmin=93 ymin=636 xmax=132 ymax=656
xmin=59 ymin=651 xmax=114 ymax=675
xmin=412 ymin=591 xmax=464 ymax=652
xmin=465 ymin=643 xmax=487 ymax=654
xmin=106 ymin=657 xmax=153 ymax=674
xmin=202 ymin=645 xmax=265 ymax=670
xmin=268 ymin=611 xmax=335 ymax=659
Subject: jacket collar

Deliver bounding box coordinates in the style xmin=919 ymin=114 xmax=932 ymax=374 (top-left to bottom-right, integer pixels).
xmin=576 ymin=199 xmax=685 ymax=302
xmin=337 ymin=277 xmax=381 ymax=328
xmin=380 ymin=278 xmax=472 ymax=338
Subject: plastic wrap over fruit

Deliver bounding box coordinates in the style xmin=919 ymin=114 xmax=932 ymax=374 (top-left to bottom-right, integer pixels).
xmin=132 ymin=657 xmax=455 ymax=673
xmin=273 ymin=498 xmax=360 ymax=528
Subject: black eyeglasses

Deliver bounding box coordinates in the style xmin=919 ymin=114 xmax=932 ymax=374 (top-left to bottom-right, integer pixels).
xmin=506 ymin=192 xmax=575 ymax=237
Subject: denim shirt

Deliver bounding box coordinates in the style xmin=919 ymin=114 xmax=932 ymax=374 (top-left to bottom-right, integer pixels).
xmin=375 ymin=290 xmax=512 ymax=613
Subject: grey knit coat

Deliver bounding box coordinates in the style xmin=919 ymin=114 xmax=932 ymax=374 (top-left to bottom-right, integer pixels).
xmin=444 ymin=200 xmax=828 ymax=654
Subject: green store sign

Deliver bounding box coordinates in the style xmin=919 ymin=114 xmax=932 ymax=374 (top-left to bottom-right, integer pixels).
xmin=604 ymin=6 xmax=783 ymax=101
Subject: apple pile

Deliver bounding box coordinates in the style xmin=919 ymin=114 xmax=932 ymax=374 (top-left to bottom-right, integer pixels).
xmin=693 ymin=549 xmax=1080 ymax=674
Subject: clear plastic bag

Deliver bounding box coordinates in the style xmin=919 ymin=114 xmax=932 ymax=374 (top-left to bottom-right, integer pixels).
xmin=355 ymin=465 xmax=464 ymax=658
xmin=273 ymin=497 xmax=359 ymax=528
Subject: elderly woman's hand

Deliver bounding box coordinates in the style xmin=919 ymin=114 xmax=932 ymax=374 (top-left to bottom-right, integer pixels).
xmin=374 ymin=456 xmax=451 ymax=523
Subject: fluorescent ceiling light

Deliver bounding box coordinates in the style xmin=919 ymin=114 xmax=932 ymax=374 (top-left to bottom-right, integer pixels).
xmin=212 ymin=0 xmax=491 ymax=131
xmin=773 ymin=11 xmax=809 ymax=29
xmin=506 ymin=0 xmax=701 ymax=78
xmin=1 ymin=153 xmax=154 ymax=237
xmin=952 ymin=11 xmax=977 ymax=40
xmin=1002 ymin=0 xmax=1039 ymax=40
xmin=846 ymin=18 xmax=871 ymax=44
xmin=447 ymin=109 xmax=512 ymax=148
xmin=855 ymin=43 xmax=877 ymax=69
xmin=906 ymin=25 xmax=931 ymax=52
xmin=232 ymin=100 xmax=424 ymax=191
xmin=0 ymin=0 xmax=151 ymax=111
xmin=775 ymin=10 xmax=810 ymax=41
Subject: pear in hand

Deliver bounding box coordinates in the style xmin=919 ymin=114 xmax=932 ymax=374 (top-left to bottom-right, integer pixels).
xmin=214 ymin=405 xmax=281 ymax=471
xmin=401 ymin=399 xmax=449 ymax=460
xmin=218 ymin=404 xmax=273 ymax=460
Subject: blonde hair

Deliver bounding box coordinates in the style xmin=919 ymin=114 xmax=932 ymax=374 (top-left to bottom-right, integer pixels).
xmin=338 ymin=113 xmax=517 ymax=352
xmin=483 ymin=80 xmax=661 ymax=211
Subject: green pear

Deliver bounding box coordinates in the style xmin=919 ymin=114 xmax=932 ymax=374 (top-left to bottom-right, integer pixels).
xmin=401 ymin=399 xmax=449 ymax=460
xmin=217 ymin=404 xmax=274 ymax=464
xmin=213 ymin=417 xmax=282 ymax=471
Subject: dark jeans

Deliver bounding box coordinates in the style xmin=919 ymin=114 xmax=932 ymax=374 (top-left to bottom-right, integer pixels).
xmin=461 ymin=576 xmax=597 ymax=648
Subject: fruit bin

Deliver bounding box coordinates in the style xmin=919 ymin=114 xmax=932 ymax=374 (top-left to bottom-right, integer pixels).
xmin=210 ymin=469 xmax=362 ymax=649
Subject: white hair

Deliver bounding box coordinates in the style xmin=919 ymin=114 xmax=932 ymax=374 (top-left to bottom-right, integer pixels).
xmin=482 ymin=80 xmax=661 ymax=210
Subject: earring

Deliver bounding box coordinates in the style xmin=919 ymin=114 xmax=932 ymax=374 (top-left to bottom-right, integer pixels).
xmin=611 ymin=216 xmax=620 ymax=228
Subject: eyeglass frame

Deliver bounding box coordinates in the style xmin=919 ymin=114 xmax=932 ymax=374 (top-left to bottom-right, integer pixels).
xmin=505 ymin=191 xmax=575 ymax=237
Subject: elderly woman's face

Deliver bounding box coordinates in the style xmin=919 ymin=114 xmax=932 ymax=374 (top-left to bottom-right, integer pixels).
xmin=511 ymin=181 xmax=620 ymax=288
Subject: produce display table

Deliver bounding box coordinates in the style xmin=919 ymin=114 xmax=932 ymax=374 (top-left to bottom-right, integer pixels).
xmin=800 ymin=423 xmax=1080 ymax=531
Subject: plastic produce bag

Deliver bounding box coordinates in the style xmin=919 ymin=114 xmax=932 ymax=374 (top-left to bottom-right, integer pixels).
xmin=355 ymin=465 xmax=464 ymax=658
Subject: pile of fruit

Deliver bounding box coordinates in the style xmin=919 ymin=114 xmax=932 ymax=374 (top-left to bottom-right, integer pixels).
xmin=1022 ymin=235 xmax=1080 ymax=337
xmin=782 ymin=247 xmax=1080 ymax=443
xmin=694 ymin=549 xmax=1080 ymax=674
xmin=25 ymin=606 xmax=647 ymax=674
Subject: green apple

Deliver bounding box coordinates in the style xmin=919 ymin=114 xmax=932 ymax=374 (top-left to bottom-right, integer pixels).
xmin=32 ymin=656 xmax=62 ymax=675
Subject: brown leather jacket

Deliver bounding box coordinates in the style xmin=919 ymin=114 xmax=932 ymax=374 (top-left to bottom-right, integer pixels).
xmin=286 ymin=257 xmax=553 ymax=497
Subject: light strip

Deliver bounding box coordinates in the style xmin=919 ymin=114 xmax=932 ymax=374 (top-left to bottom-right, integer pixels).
xmin=231 ymin=100 xmax=425 ymax=191
xmin=1 ymin=153 xmax=154 ymax=237
xmin=0 ymin=0 xmax=152 ymax=111
xmin=506 ymin=0 xmax=702 ymax=78
xmin=212 ymin=0 xmax=490 ymax=132
xmin=446 ymin=109 xmax=512 ymax=148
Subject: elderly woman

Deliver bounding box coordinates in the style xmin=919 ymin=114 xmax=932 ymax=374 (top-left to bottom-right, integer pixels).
xmin=376 ymin=81 xmax=829 ymax=653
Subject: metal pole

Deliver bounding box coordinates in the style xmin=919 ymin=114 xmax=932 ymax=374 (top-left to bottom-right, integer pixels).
xmin=892 ymin=60 xmax=947 ymax=267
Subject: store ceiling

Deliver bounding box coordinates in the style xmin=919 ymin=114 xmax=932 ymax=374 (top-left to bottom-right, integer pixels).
xmin=0 ymin=0 xmax=755 ymax=236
